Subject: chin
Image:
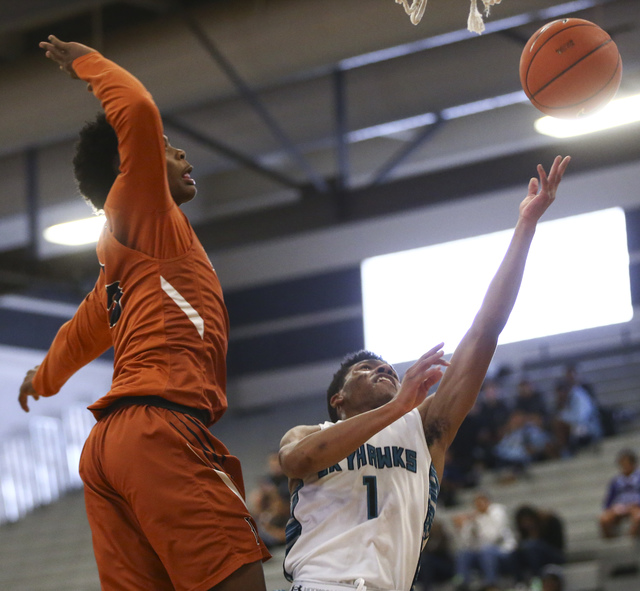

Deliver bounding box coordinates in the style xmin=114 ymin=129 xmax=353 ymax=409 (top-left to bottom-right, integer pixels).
xmin=174 ymin=187 xmax=197 ymax=206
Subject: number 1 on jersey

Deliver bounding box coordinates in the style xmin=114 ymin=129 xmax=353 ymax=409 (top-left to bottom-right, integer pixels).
xmin=363 ymin=475 xmax=378 ymax=519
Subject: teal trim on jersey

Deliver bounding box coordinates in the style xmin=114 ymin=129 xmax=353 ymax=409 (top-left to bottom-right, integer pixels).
xmin=411 ymin=463 xmax=440 ymax=588
xmin=284 ymin=480 xmax=304 ymax=582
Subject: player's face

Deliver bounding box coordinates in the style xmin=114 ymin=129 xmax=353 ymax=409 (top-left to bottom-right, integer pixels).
xmin=164 ymin=135 xmax=197 ymax=205
xmin=338 ymin=359 xmax=399 ymax=418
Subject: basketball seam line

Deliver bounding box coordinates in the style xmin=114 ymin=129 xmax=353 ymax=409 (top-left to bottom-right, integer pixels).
xmin=535 ymin=55 xmax=621 ymax=111
xmin=524 ymin=22 xmax=603 ymax=93
xmin=530 ymin=39 xmax=614 ymax=101
xmin=527 ymin=23 xmax=594 ymax=63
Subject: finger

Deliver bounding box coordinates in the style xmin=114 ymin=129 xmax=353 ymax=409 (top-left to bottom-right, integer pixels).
xmin=558 ymin=155 xmax=571 ymax=176
xmin=528 ymin=177 xmax=538 ymax=195
xmin=412 ymin=344 xmax=445 ymax=366
xmin=422 ymin=367 xmax=444 ymax=388
xmin=18 ymin=392 xmax=29 ymax=413
xmin=422 ymin=342 xmax=445 ymax=357
xmin=47 ymin=35 xmax=67 ymax=49
xmin=537 ymin=164 xmax=550 ymax=192
xmin=405 ymin=348 xmax=445 ymax=380
xmin=548 ymin=155 xmax=563 ymax=180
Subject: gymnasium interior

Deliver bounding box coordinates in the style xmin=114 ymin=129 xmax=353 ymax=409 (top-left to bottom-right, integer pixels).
xmin=1 ymin=1 xmax=640 ymax=589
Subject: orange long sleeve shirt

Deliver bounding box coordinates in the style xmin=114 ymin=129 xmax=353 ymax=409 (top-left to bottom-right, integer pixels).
xmin=33 ymin=52 xmax=230 ymax=425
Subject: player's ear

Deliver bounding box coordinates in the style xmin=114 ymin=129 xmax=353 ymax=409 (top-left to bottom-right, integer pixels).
xmin=329 ymin=391 xmax=344 ymax=412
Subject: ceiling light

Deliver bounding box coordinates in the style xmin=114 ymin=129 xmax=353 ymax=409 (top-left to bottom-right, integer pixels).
xmin=534 ymin=94 xmax=640 ymax=138
xmin=43 ymin=215 xmax=105 ymax=246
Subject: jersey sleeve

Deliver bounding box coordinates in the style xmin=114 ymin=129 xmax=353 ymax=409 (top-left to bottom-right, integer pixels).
xmin=72 ymin=52 xmax=191 ymax=258
xmin=32 ymin=275 xmax=112 ymax=397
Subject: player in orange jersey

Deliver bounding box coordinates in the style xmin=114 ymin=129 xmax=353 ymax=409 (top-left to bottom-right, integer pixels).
xmin=18 ymin=36 xmax=270 ymax=591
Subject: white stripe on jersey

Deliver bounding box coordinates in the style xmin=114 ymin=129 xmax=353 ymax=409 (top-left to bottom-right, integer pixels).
xmin=160 ymin=276 xmax=205 ymax=339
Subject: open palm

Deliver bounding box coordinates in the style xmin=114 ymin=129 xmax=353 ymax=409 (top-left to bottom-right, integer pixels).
xmin=520 ymin=155 xmax=571 ymax=222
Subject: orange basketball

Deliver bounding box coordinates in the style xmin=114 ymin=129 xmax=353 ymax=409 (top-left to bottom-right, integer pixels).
xmin=519 ymin=18 xmax=622 ymax=118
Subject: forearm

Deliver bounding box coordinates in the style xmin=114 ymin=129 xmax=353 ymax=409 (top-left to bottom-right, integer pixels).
xmin=33 ymin=287 xmax=111 ymax=397
xmin=425 ymin=218 xmax=538 ymax=449
xmin=280 ymin=400 xmax=407 ymax=479
xmin=473 ymin=216 xmax=536 ymax=335
xmin=33 ymin=320 xmax=110 ymax=396
xmin=73 ymin=52 xmax=158 ymax=132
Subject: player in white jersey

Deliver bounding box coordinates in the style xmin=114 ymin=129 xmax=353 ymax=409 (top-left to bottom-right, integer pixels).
xmin=279 ymin=155 xmax=571 ymax=591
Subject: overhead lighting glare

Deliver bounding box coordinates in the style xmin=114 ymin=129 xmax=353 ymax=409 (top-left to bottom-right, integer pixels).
xmin=43 ymin=215 xmax=105 ymax=246
xmin=534 ymin=94 xmax=640 ymax=138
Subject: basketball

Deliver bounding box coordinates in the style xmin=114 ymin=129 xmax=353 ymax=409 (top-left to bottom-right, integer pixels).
xmin=519 ymin=18 xmax=622 ymax=118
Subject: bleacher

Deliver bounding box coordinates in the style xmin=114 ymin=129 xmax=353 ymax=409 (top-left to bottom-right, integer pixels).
xmin=437 ymin=430 xmax=640 ymax=591
xmin=431 ymin=344 xmax=640 ymax=591
xmin=0 ymin=344 xmax=639 ymax=591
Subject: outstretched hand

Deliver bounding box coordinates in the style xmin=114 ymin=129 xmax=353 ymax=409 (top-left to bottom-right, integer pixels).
xmin=520 ymin=155 xmax=571 ymax=222
xmin=39 ymin=35 xmax=95 ymax=79
xmin=393 ymin=343 xmax=449 ymax=413
xmin=18 ymin=366 xmax=40 ymax=413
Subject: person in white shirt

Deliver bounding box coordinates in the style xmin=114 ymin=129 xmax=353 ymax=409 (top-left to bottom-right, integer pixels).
xmin=453 ymin=491 xmax=516 ymax=590
xmin=278 ymin=156 xmax=570 ymax=591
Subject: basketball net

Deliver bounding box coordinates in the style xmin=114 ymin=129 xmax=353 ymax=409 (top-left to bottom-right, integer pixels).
xmin=396 ymin=0 xmax=503 ymax=33
xmin=395 ymin=0 xmax=427 ymax=26
xmin=468 ymin=0 xmax=503 ymax=34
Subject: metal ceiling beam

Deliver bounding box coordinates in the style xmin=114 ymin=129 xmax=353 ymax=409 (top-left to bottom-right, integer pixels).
xmin=163 ymin=115 xmax=301 ymax=190
xmin=3 ymin=129 xmax=640 ymax=293
xmin=370 ymin=117 xmax=446 ymax=186
xmin=180 ymin=9 xmax=329 ymax=194
xmin=333 ymin=67 xmax=349 ymax=192
xmin=25 ymin=149 xmax=39 ymax=262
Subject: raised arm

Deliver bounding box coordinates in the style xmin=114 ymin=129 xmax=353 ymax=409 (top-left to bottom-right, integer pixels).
xmin=421 ymin=156 xmax=571 ymax=477
xmin=40 ymin=36 xmax=187 ymax=257
xmin=18 ymin=275 xmax=112 ymax=412
xmin=279 ymin=346 xmax=446 ymax=480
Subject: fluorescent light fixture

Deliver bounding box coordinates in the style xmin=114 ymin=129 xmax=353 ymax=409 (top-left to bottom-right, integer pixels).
xmin=43 ymin=215 xmax=105 ymax=246
xmin=362 ymin=207 xmax=632 ymax=364
xmin=535 ymin=94 xmax=640 ymax=138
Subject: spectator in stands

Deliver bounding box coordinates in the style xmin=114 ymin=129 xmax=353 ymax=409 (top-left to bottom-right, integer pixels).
xmin=540 ymin=564 xmax=565 ymax=591
xmin=511 ymin=505 xmax=565 ymax=585
xmin=443 ymin=405 xmax=484 ymax=506
xmin=552 ymin=379 xmax=602 ymax=456
xmin=248 ymin=452 xmax=291 ymax=549
xmin=476 ymin=379 xmax=512 ymax=469
xmin=452 ymin=491 xmax=516 ymax=591
xmin=514 ymin=379 xmax=549 ymax=426
xmin=416 ymin=519 xmax=456 ymax=590
xmin=599 ymin=448 xmax=640 ymax=539
xmin=493 ymin=410 xmax=554 ymax=480
xmin=493 ymin=410 xmax=533 ymax=478
xmin=564 ymin=364 xmax=616 ymax=437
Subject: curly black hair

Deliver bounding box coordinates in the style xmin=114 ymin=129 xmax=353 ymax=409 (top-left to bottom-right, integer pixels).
xmin=326 ymin=350 xmax=386 ymax=422
xmin=72 ymin=113 xmax=119 ymax=212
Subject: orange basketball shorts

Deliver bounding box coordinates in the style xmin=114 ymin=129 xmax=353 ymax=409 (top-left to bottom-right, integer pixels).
xmin=79 ymin=404 xmax=271 ymax=591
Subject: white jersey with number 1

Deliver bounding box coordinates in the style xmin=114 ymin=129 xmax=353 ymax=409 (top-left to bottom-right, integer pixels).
xmin=284 ymin=408 xmax=439 ymax=591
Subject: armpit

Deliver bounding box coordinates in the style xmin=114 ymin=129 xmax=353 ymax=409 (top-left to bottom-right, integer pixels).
xmin=424 ymin=417 xmax=450 ymax=447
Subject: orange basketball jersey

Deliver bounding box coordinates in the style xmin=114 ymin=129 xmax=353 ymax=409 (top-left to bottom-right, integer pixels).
xmin=33 ymin=52 xmax=230 ymax=425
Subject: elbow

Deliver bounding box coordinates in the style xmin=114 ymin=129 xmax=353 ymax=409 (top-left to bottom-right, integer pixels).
xmin=115 ymin=94 xmax=161 ymax=130
xmin=279 ymin=449 xmax=315 ymax=480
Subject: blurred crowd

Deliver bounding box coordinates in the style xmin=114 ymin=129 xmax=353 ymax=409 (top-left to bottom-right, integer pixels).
xmin=441 ymin=364 xmax=623 ymax=505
